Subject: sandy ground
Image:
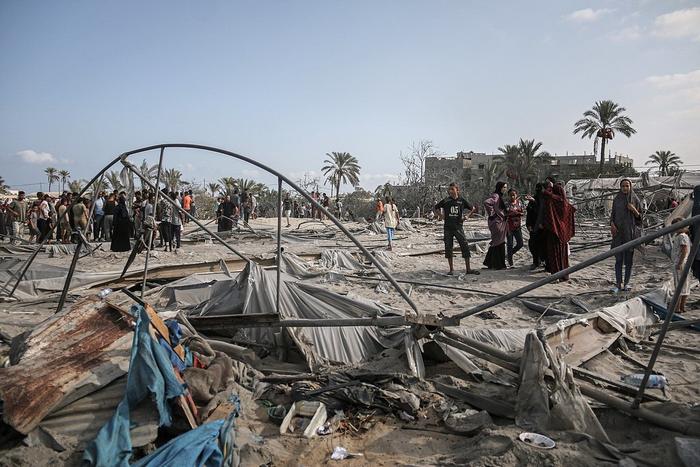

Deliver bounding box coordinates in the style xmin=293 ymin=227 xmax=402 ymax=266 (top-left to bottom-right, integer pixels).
xmin=1 ymin=216 xmax=699 ymax=465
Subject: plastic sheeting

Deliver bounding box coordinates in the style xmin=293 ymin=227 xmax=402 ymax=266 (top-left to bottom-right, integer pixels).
xmin=187 ymin=262 xmax=405 ymax=370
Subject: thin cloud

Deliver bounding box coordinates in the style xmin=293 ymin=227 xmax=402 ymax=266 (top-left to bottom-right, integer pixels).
xmin=16 ymin=149 xmax=57 ymax=164
xmin=565 ymin=8 xmax=613 ymax=23
xmin=652 ymin=7 xmax=700 ymax=41
xmin=645 ymin=69 xmax=700 ymax=89
xmin=610 ymin=25 xmax=642 ymax=42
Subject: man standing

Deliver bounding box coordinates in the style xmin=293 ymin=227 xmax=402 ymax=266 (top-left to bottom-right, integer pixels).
xmin=182 ymin=191 xmax=192 ymax=224
xmin=8 ymin=191 xmax=27 ymax=243
xmin=93 ymin=191 xmax=105 ymax=240
xmin=171 ymin=191 xmax=183 ymax=249
xmin=37 ymin=193 xmax=51 ymax=242
xmin=434 ymin=183 xmax=479 ymax=276
xmin=283 ymin=193 xmax=292 ymax=227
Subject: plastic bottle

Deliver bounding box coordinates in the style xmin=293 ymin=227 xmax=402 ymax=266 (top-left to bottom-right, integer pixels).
xmin=621 ymin=373 xmax=667 ymax=389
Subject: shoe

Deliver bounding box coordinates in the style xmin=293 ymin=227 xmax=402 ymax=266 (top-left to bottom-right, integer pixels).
xmin=622 ymin=284 xmax=632 ymax=291
xmin=611 ymin=287 xmax=620 ymax=295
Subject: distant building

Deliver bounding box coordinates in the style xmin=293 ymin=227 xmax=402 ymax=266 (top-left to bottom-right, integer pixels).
xmin=424 ymin=150 xmax=634 ymax=186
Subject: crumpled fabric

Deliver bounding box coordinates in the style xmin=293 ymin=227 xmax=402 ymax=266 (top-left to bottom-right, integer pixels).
xmin=82 ymin=305 xmax=185 ymax=467
xmin=132 ymin=395 xmax=241 ymax=467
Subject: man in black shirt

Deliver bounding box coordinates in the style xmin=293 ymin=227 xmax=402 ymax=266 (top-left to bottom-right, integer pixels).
xmin=434 ymin=183 xmax=479 ymax=276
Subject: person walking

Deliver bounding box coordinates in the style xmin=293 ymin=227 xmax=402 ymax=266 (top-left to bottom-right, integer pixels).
xmin=506 ymin=188 xmax=525 ymax=267
xmin=384 ymin=196 xmax=399 ymax=250
xmin=434 ymin=183 xmax=479 ymax=276
xmin=159 ymin=190 xmax=173 ymax=251
xmin=610 ymin=179 xmax=643 ymax=293
xmin=8 ymin=191 xmax=27 ymax=243
xmin=93 ymin=191 xmax=105 ymax=240
xmin=283 ymin=193 xmax=292 ymax=227
xmin=542 ymin=183 xmax=576 ymax=281
xmin=103 ymin=194 xmax=116 ymax=241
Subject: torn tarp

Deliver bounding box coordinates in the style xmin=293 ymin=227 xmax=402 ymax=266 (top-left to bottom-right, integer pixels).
xmin=132 ymin=399 xmax=240 ymax=467
xmin=83 ymin=305 xmax=185 ymax=467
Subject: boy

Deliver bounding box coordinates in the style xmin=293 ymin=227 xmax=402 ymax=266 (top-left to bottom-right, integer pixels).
xmin=434 ymin=183 xmax=479 ymax=276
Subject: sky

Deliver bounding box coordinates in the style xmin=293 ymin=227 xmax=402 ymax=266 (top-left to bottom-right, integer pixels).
xmin=1 ymin=0 xmax=699 ymax=193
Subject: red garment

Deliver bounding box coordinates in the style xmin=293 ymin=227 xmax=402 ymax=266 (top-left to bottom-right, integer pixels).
xmin=542 ymin=185 xmax=575 ymax=243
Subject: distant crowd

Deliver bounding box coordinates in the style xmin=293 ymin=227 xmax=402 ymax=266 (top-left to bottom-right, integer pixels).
xmin=0 ymin=189 xmax=197 ymax=252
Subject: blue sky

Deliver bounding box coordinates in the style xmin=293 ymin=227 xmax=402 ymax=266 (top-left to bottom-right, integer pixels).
xmin=1 ymin=0 xmax=699 ymax=193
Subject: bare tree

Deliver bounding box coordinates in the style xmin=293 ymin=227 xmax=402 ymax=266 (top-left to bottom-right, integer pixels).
xmin=400 ymin=139 xmax=439 ymax=185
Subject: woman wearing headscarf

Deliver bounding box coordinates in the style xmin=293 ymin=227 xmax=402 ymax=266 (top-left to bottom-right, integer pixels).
xmin=525 ymin=183 xmax=545 ymax=270
xmin=541 ymin=182 xmax=575 ymax=280
xmin=110 ymin=195 xmax=132 ymax=252
xmin=483 ymin=181 xmax=509 ymax=270
xmin=610 ymin=179 xmax=642 ymax=292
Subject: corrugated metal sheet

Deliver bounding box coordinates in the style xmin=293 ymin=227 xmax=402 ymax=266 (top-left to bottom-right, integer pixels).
xmin=0 ymin=297 xmax=132 ymax=434
xmin=33 ymin=376 xmax=158 ymax=451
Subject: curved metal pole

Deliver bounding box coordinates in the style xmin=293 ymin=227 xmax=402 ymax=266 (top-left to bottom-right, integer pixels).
xmin=141 ymin=147 xmax=165 ymax=297
xmin=2 ymin=154 xmax=125 ymax=298
xmin=117 ymin=143 xmax=417 ymax=313
xmin=449 ymin=213 xmax=700 ymax=322
xmin=120 ymin=158 xmax=249 ymax=262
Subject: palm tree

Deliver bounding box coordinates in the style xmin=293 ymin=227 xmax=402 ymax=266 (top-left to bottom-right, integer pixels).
xmin=321 ymin=152 xmax=361 ymax=201
xmin=646 ymin=150 xmax=681 ymax=176
xmin=518 ymin=139 xmax=551 ymax=192
xmin=139 ymin=159 xmax=159 ymax=189
xmin=235 ymin=178 xmax=267 ymax=195
xmin=163 ymin=168 xmax=183 ymax=192
xmin=207 ymin=182 xmax=221 ymax=197
xmin=68 ymin=179 xmax=83 ymax=193
xmin=573 ymin=100 xmax=636 ymax=169
xmin=0 ymin=176 xmax=8 ymax=194
xmin=494 ymin=144 xmax=520 ymax=185
xmin=105 ymin=170 xmax=123 ymax=191
xmin=58 ymin=170 xmax=71 ymax=192
xmin=44 ymin=167 xmax=59 ymax=192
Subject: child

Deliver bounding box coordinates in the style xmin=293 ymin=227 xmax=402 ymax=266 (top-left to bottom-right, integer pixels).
xmin=671 ymin=217 xmax=691 ymax=312
xmin=506 ymin=188 xmax=524 ymax=267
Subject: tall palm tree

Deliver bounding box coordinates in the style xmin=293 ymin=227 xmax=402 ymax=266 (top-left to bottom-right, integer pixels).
xmin=44 ymin=167 xmax=59 ymax=192
xmin=105 ymin=170 xmax=123 ymax=191
xmin=0 ymin=176 xmax=8 ymax=194
xmin=646 ymin=150 xmax=681 ymax=176
xmin=573 ymin=100 xmax=636 ymax=169
xmin=163 ymin=168 xmax=183 ymax=192
xmin=207 ymin=182 xmax=221 ymax=197
xmin=322 ymin=152 xmax=361 ymax=201
xmin=58 ymin=170 xmax=71 ymax=192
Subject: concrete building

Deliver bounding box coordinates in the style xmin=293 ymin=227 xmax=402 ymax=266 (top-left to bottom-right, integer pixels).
xmin=424 ymin=150 xmax=635 ymax=186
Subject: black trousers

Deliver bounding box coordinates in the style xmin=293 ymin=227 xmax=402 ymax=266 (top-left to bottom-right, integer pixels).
xmin=528 ymin=229 xmax=544 ymax=265
xmin=444 ymin=226 xmax=470 ymax=259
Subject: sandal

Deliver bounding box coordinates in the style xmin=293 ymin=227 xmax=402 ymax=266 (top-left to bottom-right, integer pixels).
xmin=466 ymin=270 xmax=480 ymax=275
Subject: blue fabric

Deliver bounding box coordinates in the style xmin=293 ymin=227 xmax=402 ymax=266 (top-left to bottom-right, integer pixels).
xmin=133 ymin=396 xmax=241 ymax=467
xmin=158 ymin=336 xmax=186 ymax=372
xmin=165 ymin=319 xmax=182 ymax=346
xmin=83 ymin=305 xmax=185 ymax=467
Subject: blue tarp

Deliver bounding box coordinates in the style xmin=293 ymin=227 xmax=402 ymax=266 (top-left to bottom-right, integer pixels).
xmin=83 ymin=305 xmax=185 ymax=467
xmin=132 ymin=396 xmax=241 ymax=467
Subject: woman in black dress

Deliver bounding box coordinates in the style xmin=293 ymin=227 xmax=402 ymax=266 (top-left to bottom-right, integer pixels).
xmin=110 ymin=195 xmax=132 ymax=252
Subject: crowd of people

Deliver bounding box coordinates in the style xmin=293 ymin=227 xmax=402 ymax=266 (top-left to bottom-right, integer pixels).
xmin=0 ymin=189 xmax=196 ymax=253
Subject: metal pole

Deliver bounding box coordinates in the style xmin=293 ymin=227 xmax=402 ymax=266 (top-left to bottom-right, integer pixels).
xmin=631 ymin=229 xmax=700 ymax=408
xmin=140 ymin=147 xmax=164 ymax=298
xmin=55 ymin=236 xmax=83 ymax=313
xmin=276 ymin=178 xmax=282 ymax=314
xmin=120 ymin=159 xmax=248 ymax=262
xmin=449 ymin=214 xmax=700 ymax=322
